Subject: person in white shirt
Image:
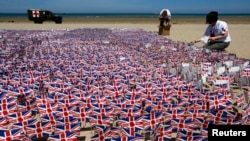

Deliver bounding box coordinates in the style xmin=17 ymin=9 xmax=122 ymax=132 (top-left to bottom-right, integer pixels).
xmin=191 ymin=11 xmax=231 ymax=51
xmin=159 ymin=9 xmax=171 ymax=27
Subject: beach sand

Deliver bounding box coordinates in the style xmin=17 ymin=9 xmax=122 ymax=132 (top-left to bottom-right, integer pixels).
xmin=0 ymin=16 xmax=250 ymax=140
xmin=1 ymin=16 xmax=250 ymax=60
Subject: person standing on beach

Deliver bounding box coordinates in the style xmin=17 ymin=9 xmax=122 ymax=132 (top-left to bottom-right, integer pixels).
xmin=190 ymin=11 xmax=231 ymax=51
xmin=159 ymin=9 xmax=171 ymax=27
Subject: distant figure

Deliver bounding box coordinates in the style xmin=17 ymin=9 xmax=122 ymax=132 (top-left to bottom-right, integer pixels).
xmin=190 ymin=11 xmax=231 ymax=51
xmin=159 ymin=9 xmax=171 ymax=27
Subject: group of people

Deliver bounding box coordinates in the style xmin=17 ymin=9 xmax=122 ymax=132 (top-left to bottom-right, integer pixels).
xmin=158 ymin=9 xmax=231 ymax=51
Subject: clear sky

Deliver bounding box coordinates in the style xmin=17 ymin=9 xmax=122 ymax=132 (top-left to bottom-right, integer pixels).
xmin=1 ymin=0 xmax=250 ymax=14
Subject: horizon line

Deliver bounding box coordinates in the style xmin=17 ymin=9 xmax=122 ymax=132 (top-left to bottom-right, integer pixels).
xmin=1 ymin=12 xmax=250 ymax=15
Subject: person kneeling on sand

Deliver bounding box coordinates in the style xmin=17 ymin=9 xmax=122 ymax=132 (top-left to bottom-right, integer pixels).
xmin=190 ymin=11 xmax=231 ymax=51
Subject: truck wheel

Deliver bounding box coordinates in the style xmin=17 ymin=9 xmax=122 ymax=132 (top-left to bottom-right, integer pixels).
xmin=38 ymin=20 xmax=43 ymax=24
xmin=34 ymin=19 xmax=43 ymax=24
xmin=55 ymin=19 xmax=62 ymax=24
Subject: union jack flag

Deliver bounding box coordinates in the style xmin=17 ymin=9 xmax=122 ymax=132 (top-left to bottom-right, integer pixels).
xmin=57 ymin=98 xmax=79 ymax=107
xmin=91 ymin=94 xmax=107 ymax=104
xmin=72 ymin=92 xmax=91 ymax=100
xmin=37 ymin=102 xmax=58 ymax=116
xmin=209 ymin=93 xmax=232 ymax=111
xmin=92 ymin=103 xmax=110 ymax=109
xmin=194 ymin=89 xmax=210 ymax=101
xmin=55 ymin=115 xmax=80 ymax=125
xmin=125 ymin=95 xmax=141 ymax=105
xmin=0 ymin=128 xmax=24 ymax=141
xmin=92 ymin=125 xmax=109 ymax=136
xmin=150 ymin=101 xmax=164 ymax=112
xmin=0 ymin=103 xmax=17 ymax=116
xmin=25 ymin=122 xmax=47 ymax=136
xmin=110 ymin=97 xmax=127 ymax=106
xmin=117 ymin=116 xmax=144 ymax=130
xmin=70 ymin=107 xmax=92 ymax=122
xmin=55 ymin=106 xmax=76 ymax=117
xmin=213 ymin=82 xmax=229 ymax=93
xmin=78 ymin=99 xmax=92 ymax=108
xmin=241 ymin=102 xmax=250 ymax=125
xmin=35 ymin=94 xmax=47 ymax=105
xmin=105 ymin=126 xmax=120 ymax=138
xmin=120 ymin=127 xmax=143 ymax=137
xmin=11 ymin=118 xmax=38 ymax=130
xmin=157 ymin=92 xmax=173 ymax=103
xmin=40 ymin=121 xmax=54 ymax=132
xmin=0 ymin=97 xmax=17 ymax=105
xmin=194 ymin=118 xmax=214 ymax=129
xmin=112 ymin=103 xmax=133 ymax=115
xmin=88 ymin=115 xmax=111 ymax=127
xmin=92 ymin=107 xmax=114 ymax=117
xmin=182 ymin=93 xmax=197 ymax=103
xmin=236 ymin=93 xmax=245 ymax=108
xmin=154 ymin=135 xmax=171 ymax=141
xmin=164 ymin=108 xmax=186 ymax=119
xmin=40 ymin=113 xmax=58 ymax=125
xmin=15 ymin=86 xmax=33 ymax=95
xmin=91 ymin=125 xmax=113 ymax=141
xmin=186 ymin=109 xmax=206 ymax=120
xmin=188 ymin=99 xmax=208 ymax=111
xmin=91 ymin=133 xmax=110 ymax=141
xmin=241 ymin=68 xmax=250 ymax=77
xmin=46 ymin=92 xmax=58 ymax=103
xmin=206 ymin=111 xmax=226 ymax=124
xmin=142 ymin=97 xmax=160 ymax=105
xmin=28 ymin=132 xmax=50 ymax=140
xmin=150 ymin=124 xmax=173 ymax=140
xmin=0 ymin=116 xmax=9 ymax=129
xmin=120 ymin=108 xmax=142 ymax=118
xmin=7 ymin=110 xmax=33 ymax=124
xmin=54 ymin=123 xmax=80 ymax=134
xmin=219 ymin=117 xmax=242 ymax=125
xmin=173 ymin=86 xmax=189 ymax=99
xmin=144 ymin=111 xmax=163 ymax=131
xmin=176 ymin=135 xmax=206 ymax=141
xmin=141 ymin=90 xmax=157 ymax=99
xmin=171 ymin=118 xmax=197 ymax=131
xmin=218 ymin=110 xmax=242 ymax=119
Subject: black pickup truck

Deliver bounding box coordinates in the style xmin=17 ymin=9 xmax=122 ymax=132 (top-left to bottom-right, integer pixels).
xmin=27 ymin=9 xmax=62 ymax=24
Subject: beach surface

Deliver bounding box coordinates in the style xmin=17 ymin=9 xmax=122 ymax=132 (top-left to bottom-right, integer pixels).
xmin=0 ymin=16 xmax=249 ymax=140
xmin=1 ymin=17 xmax=250 ymax=60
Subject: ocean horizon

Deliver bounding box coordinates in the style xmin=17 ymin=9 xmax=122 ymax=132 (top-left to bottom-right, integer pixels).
xmin=1 ymin=13 xmax=250 ymax=18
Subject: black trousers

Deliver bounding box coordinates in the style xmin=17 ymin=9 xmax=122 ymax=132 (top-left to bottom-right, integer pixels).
xmin=160 ymin=18 xmax=170 ymax=26
xmin=203 ymin=42 xmax=230 ymax=50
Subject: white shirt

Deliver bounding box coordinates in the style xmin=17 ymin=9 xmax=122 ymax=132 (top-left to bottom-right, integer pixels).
xmin=203 ymin=20 xmax=231 ymax=42
xmin=160 ymin=9 xmax=171 ymax=19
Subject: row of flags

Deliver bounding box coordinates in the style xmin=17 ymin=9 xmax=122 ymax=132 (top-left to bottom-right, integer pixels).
xmin=0 ymin=28 xmax=250 ymax=141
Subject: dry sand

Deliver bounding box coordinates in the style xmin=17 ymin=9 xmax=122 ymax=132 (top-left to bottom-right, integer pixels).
xmin=1 ymin=17 xmax=250 ymax=60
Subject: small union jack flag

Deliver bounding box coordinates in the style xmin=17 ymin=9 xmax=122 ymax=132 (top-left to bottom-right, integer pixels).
xmin=8 ymin=110 xmax=33 ymax=124
xmin=54 ymin=123 xmax=80 ymax=134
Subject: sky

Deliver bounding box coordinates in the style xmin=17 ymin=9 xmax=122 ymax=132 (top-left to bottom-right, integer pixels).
xmin=1 ymin=0 xmax=250 ymax=14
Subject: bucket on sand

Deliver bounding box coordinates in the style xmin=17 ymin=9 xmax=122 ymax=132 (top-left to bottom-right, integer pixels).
xmin=159 ymin=24 xmax=171 ymax=36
